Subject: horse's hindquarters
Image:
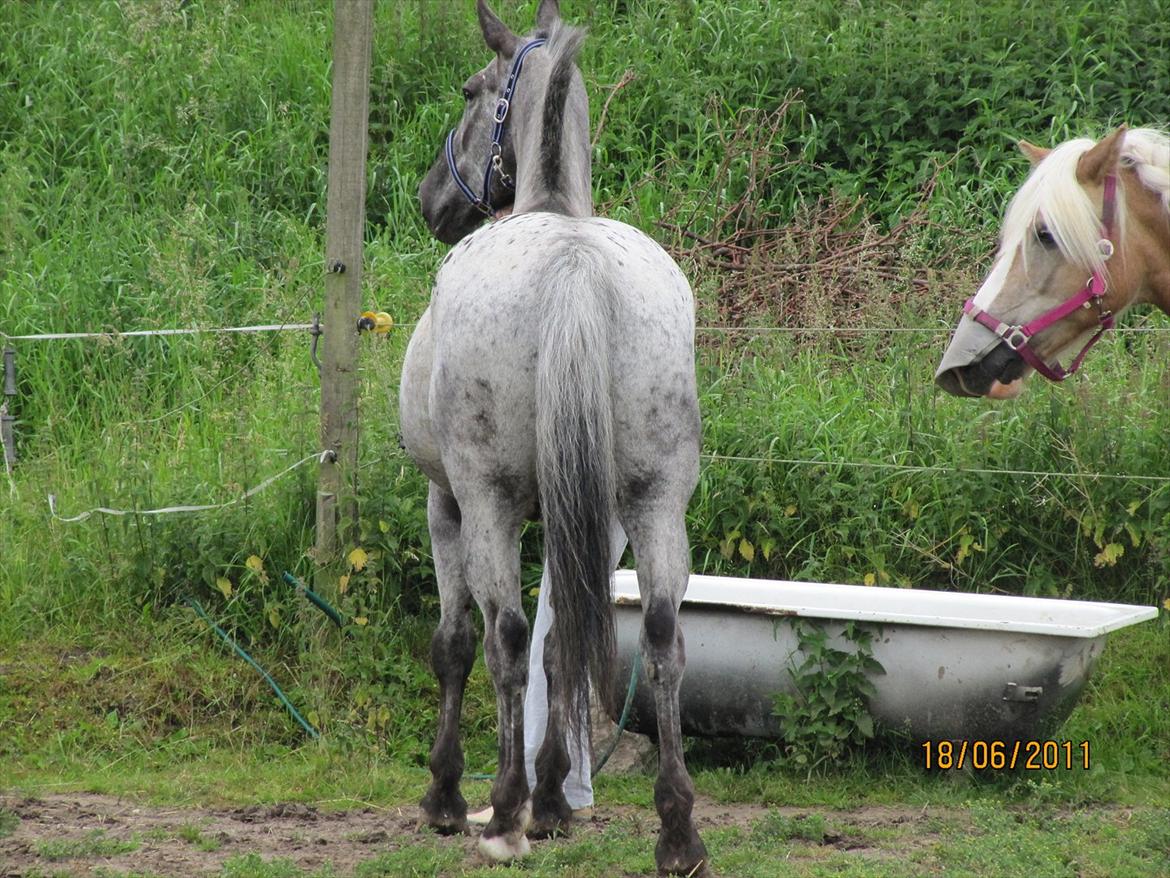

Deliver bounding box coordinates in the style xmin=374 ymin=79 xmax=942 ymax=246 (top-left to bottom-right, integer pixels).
xmin=425 ymin=213 xmax=700 ymax=499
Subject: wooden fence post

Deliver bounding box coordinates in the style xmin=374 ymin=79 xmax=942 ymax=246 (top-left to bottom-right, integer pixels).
xmin=317 ymin=0 xmax=373 ymax=566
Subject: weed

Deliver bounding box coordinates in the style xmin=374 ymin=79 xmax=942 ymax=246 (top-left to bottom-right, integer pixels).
xmin=0 ymin=808 xmax=18 ymax=838
xmin=752 ymin=810 xmax=828 ymax=844
xmin=35 ymin=830 xmax=140 ymax=861
xmin=771 ymin=619 xmax=885 ymax=772
xmin=177 ymin=822 xmax=222 ymax=852
xmin=218 ymin=854 xmax=305 ymax=878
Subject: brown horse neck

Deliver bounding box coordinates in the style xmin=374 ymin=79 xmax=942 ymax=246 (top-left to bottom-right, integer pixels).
xmin=1120 ymin=170 xmax=1170 ymax=315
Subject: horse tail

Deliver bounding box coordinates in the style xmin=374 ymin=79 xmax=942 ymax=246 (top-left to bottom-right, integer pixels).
xmin=535 ymin=240 xmax=617 ymax=745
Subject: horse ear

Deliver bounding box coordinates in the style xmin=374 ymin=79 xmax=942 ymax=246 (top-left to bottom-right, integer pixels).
xmin=1017 ymin=140 xmax=1051 ymax=166
xmin=477 ymin=0 xmax=519 ymax=56
xmin=536 ymin=0 xmax=561 ymax=28
xmin=1077 ymin=125 xmax=1128 ymax=184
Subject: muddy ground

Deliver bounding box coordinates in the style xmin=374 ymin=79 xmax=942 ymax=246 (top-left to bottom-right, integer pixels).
xmin=0 ymin=792 xmax=934 ymax=877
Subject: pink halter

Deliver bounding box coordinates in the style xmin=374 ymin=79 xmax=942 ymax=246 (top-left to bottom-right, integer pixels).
xmin=962 ymin=174 xmax=1118 ymax=382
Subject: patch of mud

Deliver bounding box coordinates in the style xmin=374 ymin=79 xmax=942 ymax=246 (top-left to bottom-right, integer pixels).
xmin=0 ymin=793 xmax=424 ymax=877
xmin=0 ymin=792 xmax=957 ymax=877
xmin=687 ymin=798 xmax=949 ymax=861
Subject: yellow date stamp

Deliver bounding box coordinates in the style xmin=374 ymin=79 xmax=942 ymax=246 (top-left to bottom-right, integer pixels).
xmin=922 ymin=739 xmax=1090 ymax=770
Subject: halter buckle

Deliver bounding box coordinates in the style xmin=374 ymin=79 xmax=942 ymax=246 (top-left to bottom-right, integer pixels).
xmin=493 ymin=98 xmax=510 ymax=123
xmin=1097 ymin=238 xmax=1114 ymax=259
xmin=1004 ymin=327 xmax=1029 ymax=351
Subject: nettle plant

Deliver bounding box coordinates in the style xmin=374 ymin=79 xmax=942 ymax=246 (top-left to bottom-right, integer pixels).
xmin=771 ymin=619 xmax=885 ymax=772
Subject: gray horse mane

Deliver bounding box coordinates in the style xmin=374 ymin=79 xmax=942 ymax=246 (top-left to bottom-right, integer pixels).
xmin=536 ymin=21 xmax=587 ymax=212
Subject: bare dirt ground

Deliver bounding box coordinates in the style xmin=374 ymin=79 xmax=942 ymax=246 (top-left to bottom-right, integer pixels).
xmin=0 ymin=792 xmax=938 ymax=877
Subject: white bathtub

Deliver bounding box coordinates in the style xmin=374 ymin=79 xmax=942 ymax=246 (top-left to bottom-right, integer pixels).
xmin=608 ymin=571 xmax=1157 ymax=742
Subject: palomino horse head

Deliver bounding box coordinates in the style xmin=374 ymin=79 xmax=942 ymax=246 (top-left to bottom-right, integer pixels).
xmin=936 ymin=127 xmax=1170 ymax=399
xmin=418 ymin=0 xmax=590 ymax=243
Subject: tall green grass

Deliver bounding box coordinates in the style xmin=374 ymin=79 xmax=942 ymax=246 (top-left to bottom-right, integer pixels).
xmin=692 ymin=327 xmax=1170 ymax=606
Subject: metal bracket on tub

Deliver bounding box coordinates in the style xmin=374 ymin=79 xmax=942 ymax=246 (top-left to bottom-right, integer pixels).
xmin=1002 ymin=682 xmax=1043 ymax=703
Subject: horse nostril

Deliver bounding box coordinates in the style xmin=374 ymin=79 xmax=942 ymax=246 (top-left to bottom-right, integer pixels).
xmin=936 ymin=367 xmax=982 ymax=398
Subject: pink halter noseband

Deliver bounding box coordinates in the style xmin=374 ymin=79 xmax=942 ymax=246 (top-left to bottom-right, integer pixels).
xmin=962 ymin=174 xmax=1118 ymax=382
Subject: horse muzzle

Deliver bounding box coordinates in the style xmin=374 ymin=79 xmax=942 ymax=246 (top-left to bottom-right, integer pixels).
xmin=935 ymin=314 xmax=1028 ymax=398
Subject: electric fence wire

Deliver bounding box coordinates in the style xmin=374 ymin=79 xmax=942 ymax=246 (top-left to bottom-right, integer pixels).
xmin=11 ymin=313 xmax=1170 ymax=510
xmin=47 ymin=450 xmax=329 ymax=522
xmin=699 ymin=452 xmax=1170 ymax=484
xmin=9 ymin=322 xmax=1170 ymax=341
xmin=119 ymin=296 xmax=322 ymax=426
xmin=1 ymin=276 xmax=324 ymax=430
xmin=0 ymin=323 xmax=315 ymax=341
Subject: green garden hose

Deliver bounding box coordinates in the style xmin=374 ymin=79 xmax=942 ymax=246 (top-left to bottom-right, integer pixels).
xmin=591 ymin=657 xmax=641 ymax=777
xmin=282 ymin=571 xmax=344 ymax=628
xmin=186 ymin=597 xmax=320 ymax=740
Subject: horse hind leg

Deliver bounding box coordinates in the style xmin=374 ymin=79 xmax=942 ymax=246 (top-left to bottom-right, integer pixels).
xmin=529 ymin=518 xmax=627 ymax=838
xmin=420 ymin=484 xmax=477 ymax=834
xmin=461 ymin=498 xmax=533 ymax=862
xmin=528 ymin=623 xmax=578 ymax=838
xmin=622 ymin=505 xmax=709 ymax=877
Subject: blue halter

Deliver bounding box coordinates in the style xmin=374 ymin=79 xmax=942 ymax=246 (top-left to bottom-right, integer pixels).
xmin=445 ymin=38 xmax=547 ymax=216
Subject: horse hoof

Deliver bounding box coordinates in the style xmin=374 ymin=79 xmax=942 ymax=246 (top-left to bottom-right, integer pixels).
xmin=529 ymin=795 xmax=573 ymax=839
xmin=527 ymin=815 xmax=572 ymax=839
xmin=425 ymin=815 xmax=468 ymax=836
xmin=657 ymin=836 xmax=710 ymax=876
xmin=420 ymin=788 xmax=468 ymax=836
xmin=657 ymin=859 xmax=710 ymax=878
xmin=478 ymin=831 xmax=532 ymax=862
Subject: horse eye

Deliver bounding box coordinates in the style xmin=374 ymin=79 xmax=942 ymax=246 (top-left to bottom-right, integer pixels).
xmin=1035 ymin=226 xmax=1056 ymax=248
xmin=461 ymin=86 xmax=473 ymax=102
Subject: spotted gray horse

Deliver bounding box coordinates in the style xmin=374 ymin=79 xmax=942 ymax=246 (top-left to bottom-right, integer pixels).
xmin=399 ymin=1 xmax=708 ymax=874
